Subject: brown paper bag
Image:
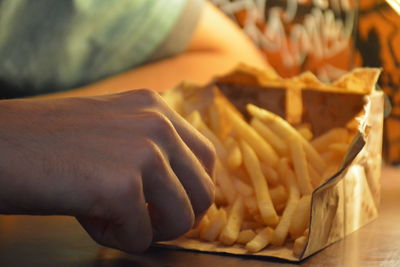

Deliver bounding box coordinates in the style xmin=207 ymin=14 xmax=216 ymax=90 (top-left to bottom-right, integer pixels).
xmin=160 ymin=65 xmax=384 ymax=261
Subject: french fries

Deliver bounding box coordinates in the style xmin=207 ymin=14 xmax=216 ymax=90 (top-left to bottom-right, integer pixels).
xmin=289 ymin=136 xmax=313 ymax=196
xmin=260 ymin=163 xmax=280 ymax=186
xmin=214 ymin=160 xmax=237 ymax=204
xmin=233 ymin=178 xmax=254 ymax=197
xmin=241 ymin=140 xmax=279 ymax=226
xmin=251 ymin=118 xmax=288 ymax=156
xmin=173 ymin=88 xmax=355 ymax=258
xmin=269 ymin=185 xmax=288 ymax=208
xmin=247 ymin=104 xmax=327 ymax=175
xmin=311 ymin=128 xmax=349 ymax=152
xmin=187 ymin=111 xmax=228 ymax=162
xmin=225 ymin=110 xmax=279 ymax=166
xmin=219 ymin=197 xmax=244 ymax=245
xmin=237 ymin=229 xmax=257 ymax=244
xmin=224 ymin=137 xmax=243 ymax=169
xmin=245 ymin=227 xmax=274 ymax=253
xmin=272 ymin=159 xmax=300 ymax=246
xmin=296 ymin=124 xmax=313 ymax=141
xmin=293 ymin=235 xmax=308 ymax=257
xmin=289 ymin=195 xmax=312 ymax=240
xmin=200 ymin=209 xmax=228 ymax=242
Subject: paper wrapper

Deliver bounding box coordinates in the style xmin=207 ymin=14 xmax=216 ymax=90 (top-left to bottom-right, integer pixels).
xmin=160 ymin=65 xmax=384 ymax=261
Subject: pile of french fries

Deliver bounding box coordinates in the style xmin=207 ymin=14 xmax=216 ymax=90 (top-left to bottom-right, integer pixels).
xmin=164 ymin=85 xmax=356 ymax=257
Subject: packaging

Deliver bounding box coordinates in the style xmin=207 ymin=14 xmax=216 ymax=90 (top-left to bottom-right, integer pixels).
xmin=160 ymin=66 xmax=384 ymax=261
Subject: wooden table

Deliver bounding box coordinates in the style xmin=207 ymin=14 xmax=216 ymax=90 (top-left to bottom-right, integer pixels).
xmin=0 ymin=166 xmax=399 ymax=267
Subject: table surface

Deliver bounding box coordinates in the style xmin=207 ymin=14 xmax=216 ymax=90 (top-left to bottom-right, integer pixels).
xmin=1 ymin=166 xmax=399 ymax=267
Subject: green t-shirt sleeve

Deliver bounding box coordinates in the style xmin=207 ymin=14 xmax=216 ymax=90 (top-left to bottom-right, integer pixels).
xmin=0 ymin=0 xmax=203 ymax=97
xmin=148 ymin=0 xmax=203 ymax=63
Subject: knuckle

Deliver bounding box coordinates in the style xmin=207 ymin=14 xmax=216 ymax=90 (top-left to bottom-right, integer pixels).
xmin=198 ymin=136 xmax=217 ymax=175
xmin=141 ymin=138 xmax=165 ymax=167
xmin=135 ymin=89 xmax=163 ymax=107
xmin=145 ymin=111 xmax=175 ymax=134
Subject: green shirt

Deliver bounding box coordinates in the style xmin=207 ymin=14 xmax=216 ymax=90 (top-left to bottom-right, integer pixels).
xmin=0 ymin=0 xmax=203 ymax=98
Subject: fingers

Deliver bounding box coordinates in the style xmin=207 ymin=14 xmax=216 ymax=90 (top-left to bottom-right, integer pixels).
xmin=141 ymin=140 xmax=195 ymax=241
xmin=76 ymin=176 xmax=153 ymax=253
xmin=167 ymin=139 xmax=215 ymax=219
xmin=134 ymin=112 xmax=215 ymax=219
xmin=162 ymin=106 xmax=217 ymax=177
xmin=111 ymin=89 xmax=217 ymax=177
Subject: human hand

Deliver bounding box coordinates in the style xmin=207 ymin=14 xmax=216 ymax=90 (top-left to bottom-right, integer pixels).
xmin=0 ymin=89 xmax=215 ymax=253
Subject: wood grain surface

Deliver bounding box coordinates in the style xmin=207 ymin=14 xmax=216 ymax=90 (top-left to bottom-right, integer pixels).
xmin=0 ymin=166 xmax=399 ymax=267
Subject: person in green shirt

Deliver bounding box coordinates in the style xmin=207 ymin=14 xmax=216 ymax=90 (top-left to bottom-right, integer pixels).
xmin=0 ymin=0 xmax=268 ymax=253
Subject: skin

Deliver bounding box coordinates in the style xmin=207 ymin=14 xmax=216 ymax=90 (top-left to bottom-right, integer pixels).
xmin=0 ymin=90 xmax=215 ymax=253
xmin=0 ymin=1 xmax=266 ymax=253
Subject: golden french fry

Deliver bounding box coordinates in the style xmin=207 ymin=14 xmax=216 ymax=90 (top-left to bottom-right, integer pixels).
xmin=215 ymin=185 xmax=226 ymax=206
xmin=321 ymin=164 xmax=340 ymax=181
xmin=224 ymin=137 xmax=243 ymax=169
xmin=269 ymin=185 xmax=288 ymax=207
xmin=237 ymin=229 xmax=257 ymax=244
xmin=197 ymin=214 xmax=210 ymax=232
xmin=208 ymin=103 xmax=220 ymax=136
xmin=240 ymin=140 xmax=279 ymax=226
xmin=181 ymin=95 xmax=205 ymax=117
xmin=253 ymin=214 xmax=265 ymax=225
xmin=233 ymin=178 xmax=254 ymax=197
xmin=241 ymin=221 xmax=264 ymax=230
xmin=220 ymin=197 xmax=244 ymax=245
xmin=234 ymin=166 xmax=252 ymax=184
xmin=200 ymin=209 xmax=228 ymax=242
xmin=320 ymin=151 xmax=343 ymax=163
xmin=308 ymin=163 xmax=322 ymax=188
xmin=207 ymin=203 xmax=219 ymax=219
xmin=185 ymin=229 xmax=200 ymax=239
xmin=328 ymin=143 xmax=349 ymax=154
xmin=290 ymin=136 xmax=313 ymax=196
xmin=275 ymin=202 xmax=286 ymax=214
xmin=255 ymin=228 xmax=264 ymax=234
xmin=247 ymin=104 xmax=326 ymax=175
xmin=293 ymin=235 xmax=308 ymax=258
xmin=296 ymin=125 xmax=313 ymax=141
xmin=260 ymin=163 xmax=280 ymax=186
xmin=215 ymin=160 xmax=237 ymax=204
xmin=346 ymin=116 xmax=359 ymax=127
xmin=311 ymin=128 xmax=348 ymax=152
xmin=289 ymin=195 xmax=311 ymax=240
xmin=272 ymin=159 xmax=301 ymax=246
xmin=251 ymin=118 xmax=288 ymax=156
xmin=243 ymin=196 xmax=258 ymax=216
xmin=209 ymin=93 xmax=235 ymax=139
xmin=162 ymin=88 xmax=184 ymax=115
xmin=226 ymin=109 xmax=279 ymax=166
xmin=245 ymin=227 xmax=274 ymax=253
xmin=187 ymin=111 xmax=228 ymax=162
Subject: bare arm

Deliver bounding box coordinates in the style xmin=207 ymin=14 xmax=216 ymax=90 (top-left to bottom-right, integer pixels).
xmin=36 ymin=1 xmax=267 ymax=99
xmin=0 ymin=90 xmax=215 ymax=252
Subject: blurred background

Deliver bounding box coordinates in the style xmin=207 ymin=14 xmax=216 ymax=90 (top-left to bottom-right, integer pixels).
xmin=211 ymin=0 xmax=400 ymax=165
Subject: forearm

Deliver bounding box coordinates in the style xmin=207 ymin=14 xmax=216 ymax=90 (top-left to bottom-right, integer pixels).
xmin=34 ymin=50 xmax=266 ymax=99
xmin=34 ymin=1 xmax=268 ymax=99
xmin=0 ymin=99 xmax=93 ymax=215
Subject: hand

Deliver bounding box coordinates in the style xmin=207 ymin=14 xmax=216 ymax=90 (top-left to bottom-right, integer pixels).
xmin=0 ymin=89 xmax=216 ymax=253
